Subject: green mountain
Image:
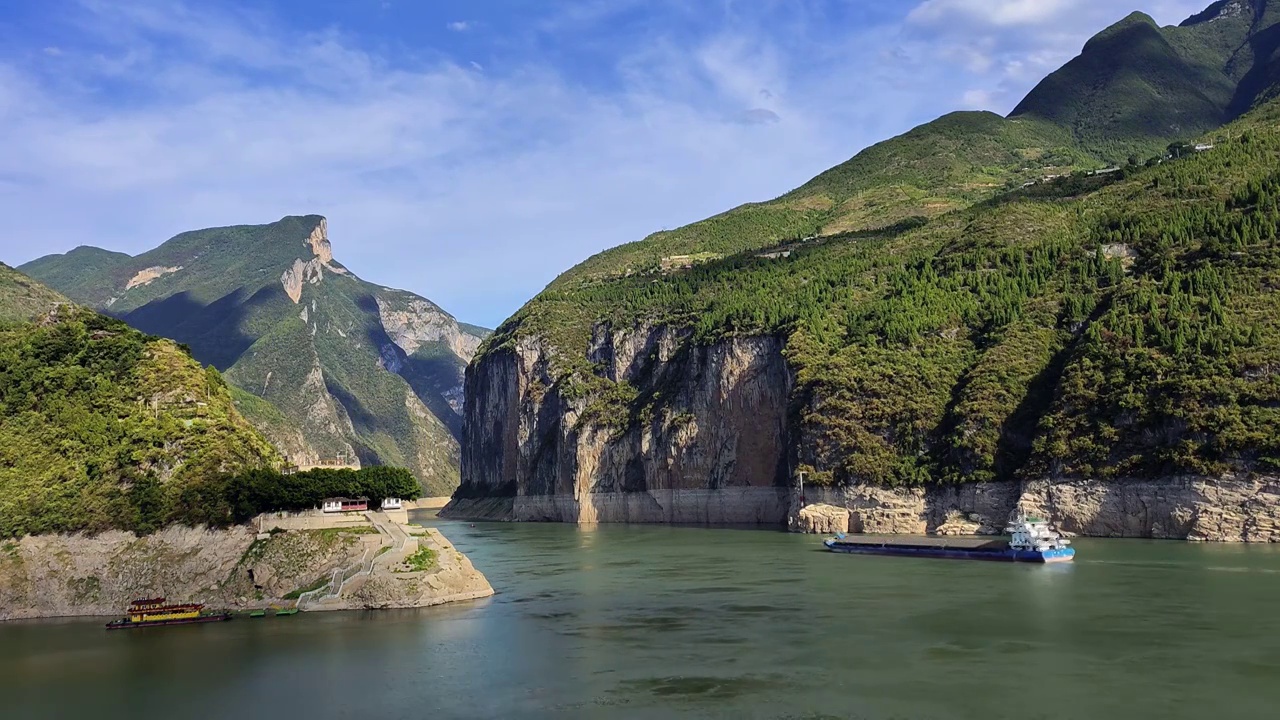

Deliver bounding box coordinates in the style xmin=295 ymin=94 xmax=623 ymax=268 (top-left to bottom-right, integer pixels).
xmin=0 ymin=269 xmax=281 ymax=537
xmin=1011 ymin=0 xmax=1280 ymax=160
xmin=0 ymin=262 xmax=68 ymax=323
xmin=22 ymin=216 xmax=487 ymax=496
xmin=457 ymin=0 xmax=1280 ymax=510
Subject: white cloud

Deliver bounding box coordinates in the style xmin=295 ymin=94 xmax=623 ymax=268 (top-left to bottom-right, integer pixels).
xmin=446 ymin=21 xmax=471 ymax=32
xmin=42 ymin=47 xmax=63 ymax=56
xmin=908 ymin=0 xmax=1072 ymax=28
xmin=0 ymin=0 xmax=1221 ymax=326
xmin=0 ymin=1 xmax=866 ymax=327
xmin=901 ymin=0 xmax=1211 ymax=113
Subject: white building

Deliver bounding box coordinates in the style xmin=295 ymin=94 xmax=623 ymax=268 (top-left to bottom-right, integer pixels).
xmin=381 ymin=497 xmax=403 ymax=510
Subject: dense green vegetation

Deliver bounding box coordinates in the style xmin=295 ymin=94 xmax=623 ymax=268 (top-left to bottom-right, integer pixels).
xmin=484 ymin=93 xmax=1280 ymax=489
xmin=0 ymin=305 xmax=281 ymax=537
xmin=170 ymin=466 xmax=421 ymax=527
xmin=21 ymin=216 xmax=487 ymax=497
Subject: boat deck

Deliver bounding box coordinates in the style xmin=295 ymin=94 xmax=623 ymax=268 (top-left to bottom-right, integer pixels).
xmin=829 ymin=535 xmax=1007 ymax=551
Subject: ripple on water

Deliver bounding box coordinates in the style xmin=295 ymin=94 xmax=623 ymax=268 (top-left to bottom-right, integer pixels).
xmin=613 ymin=673 xmax=786 ymax=702
xmin=721 ymin=603 xmax=794 ymax=615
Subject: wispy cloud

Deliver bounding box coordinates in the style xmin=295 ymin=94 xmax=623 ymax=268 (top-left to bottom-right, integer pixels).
xmin=0 ymin=0 xmax=1217 ymax=327
xmin=446 ymin=21 xmax=471 ymax=32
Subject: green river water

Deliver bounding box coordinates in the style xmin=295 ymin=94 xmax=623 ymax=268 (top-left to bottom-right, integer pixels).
xmin=3 ymin=515 xmax=1280 ymax=720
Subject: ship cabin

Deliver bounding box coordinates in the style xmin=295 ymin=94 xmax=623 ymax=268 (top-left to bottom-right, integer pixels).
xmin=381 ymin=497 xmax=403 ymax=510
xmin=1005 ymin=515 xmax=1071 ymax=552
xmin=322 ymin=497 xmax=370 ymax=513
xmin=126 ymin=598 xmax=204 ymax=622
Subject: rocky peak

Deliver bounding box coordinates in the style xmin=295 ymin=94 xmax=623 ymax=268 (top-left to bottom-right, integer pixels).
xmin=1182 ymin=0 xmax=1264 ymax=26
xmin=306 ymin=218 xmax=333 ymax=264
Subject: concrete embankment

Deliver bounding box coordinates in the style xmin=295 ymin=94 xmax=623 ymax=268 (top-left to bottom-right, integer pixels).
xmin=0 ymin=513 xmax=492 ymax=621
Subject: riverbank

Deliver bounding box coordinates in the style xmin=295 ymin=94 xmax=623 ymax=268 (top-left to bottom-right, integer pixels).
xmin=0 ymin=513 xmax=491 ymax=621
xmin=442 ymin=475 xmax=1280 ymax=542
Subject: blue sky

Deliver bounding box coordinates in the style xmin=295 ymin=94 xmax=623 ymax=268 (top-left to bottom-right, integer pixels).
xmin=0 ymin=0 xmax=1207 ymax=328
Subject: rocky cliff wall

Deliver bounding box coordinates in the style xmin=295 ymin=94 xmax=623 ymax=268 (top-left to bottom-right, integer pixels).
xmin=448 ymin=326 xmax=793 ymax=524
xmin=449 ymin=326 xmax=1280 ymax=541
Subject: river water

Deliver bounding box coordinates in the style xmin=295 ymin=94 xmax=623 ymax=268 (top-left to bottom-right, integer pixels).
xmin=4 ymin=516 xmax=1280 ymax=720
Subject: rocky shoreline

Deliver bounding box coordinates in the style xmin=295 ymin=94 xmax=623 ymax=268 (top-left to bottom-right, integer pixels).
xmin=0 ymin=515 xmax=492 ymax=621
xmin=443 ymin=476 xmax=1280 ymax=542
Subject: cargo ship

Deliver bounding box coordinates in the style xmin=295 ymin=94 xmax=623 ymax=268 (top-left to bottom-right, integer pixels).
xmin=105 ymin=598 xmax=233 ymax=629
xmin=823 ymin=514 xmax=1075 ymax=563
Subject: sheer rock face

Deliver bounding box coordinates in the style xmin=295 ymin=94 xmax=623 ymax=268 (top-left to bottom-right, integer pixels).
xmin=375 ymin=296 xmax=483 ymax=360
xmin=449 ymin=324 xmax=1280 ymax=542
xmin=307 ymin=218 xmax=333 ymax=264
xmin=446 ymin=325 xmax=792 ymax=524
xmin=280 ymin=258 xmax=325 ymax=304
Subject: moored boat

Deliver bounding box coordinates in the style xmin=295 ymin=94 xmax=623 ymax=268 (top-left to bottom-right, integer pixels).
xmin=105 ymin=598 xmax=233 ymax=629
xmin=823 ymin=514 xmax=1075 ymax=563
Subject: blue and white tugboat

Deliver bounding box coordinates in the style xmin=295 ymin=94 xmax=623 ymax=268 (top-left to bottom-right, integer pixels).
xmin=823 ymin=514 xmax=1075 ymax=563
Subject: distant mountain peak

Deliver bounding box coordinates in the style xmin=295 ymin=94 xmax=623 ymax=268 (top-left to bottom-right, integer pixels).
xmin=280 ymin=216 xmax=350 ymax=303
xmin=1082 ymin=11 xmax=1159 ymax=51
xmin=1181 ymin=0 xmax=1261 ymax=26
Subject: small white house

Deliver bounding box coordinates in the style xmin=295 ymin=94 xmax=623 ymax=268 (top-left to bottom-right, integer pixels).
xmin=381 ymin=497 xmax=403 ymax=510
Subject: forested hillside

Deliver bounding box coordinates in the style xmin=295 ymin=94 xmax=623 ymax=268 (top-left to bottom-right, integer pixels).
xmin=473 ymin=86 xmax=1280 ymax=500
xmin=0 ymin=300 xmax=281 ymax=537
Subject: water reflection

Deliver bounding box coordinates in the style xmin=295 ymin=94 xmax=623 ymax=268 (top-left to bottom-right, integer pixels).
xmin=3 ymin=521 xmax=1280 ymax=719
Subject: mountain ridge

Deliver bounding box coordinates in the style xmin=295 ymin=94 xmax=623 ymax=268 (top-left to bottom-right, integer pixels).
xmin=22 ymin=216 xmax=488 ymax=495
xmin=1012 ymin=0 xmax=1280 ymax=159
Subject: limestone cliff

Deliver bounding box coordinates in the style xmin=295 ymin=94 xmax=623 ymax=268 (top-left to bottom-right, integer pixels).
xmin=447 ymin=325 xmax=792 ymax=524
xmin=446 ymin=324 xmax=1280 ymax=542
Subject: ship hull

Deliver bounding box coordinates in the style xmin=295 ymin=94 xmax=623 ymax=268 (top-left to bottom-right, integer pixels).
xmin=105 ymin=613 xmax=233 ymax=630
xmin=823 ymin=539 xmax=1074 ymax=563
